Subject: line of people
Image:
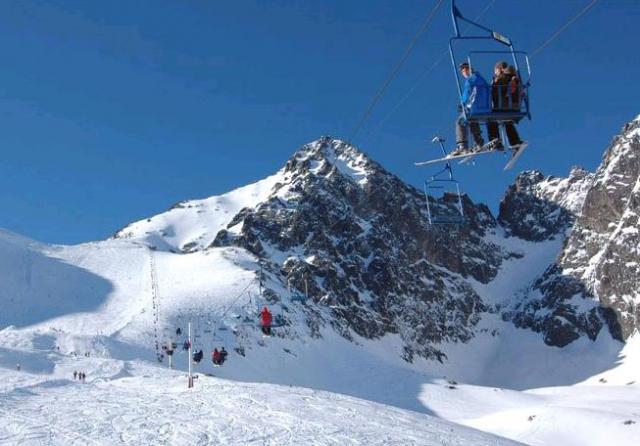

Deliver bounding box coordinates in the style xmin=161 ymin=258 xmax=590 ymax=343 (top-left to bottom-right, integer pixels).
xmin=452 ymin=60 xmax=524 ymax=156
xmin=73 ymin=370 xmax=87 ymax=382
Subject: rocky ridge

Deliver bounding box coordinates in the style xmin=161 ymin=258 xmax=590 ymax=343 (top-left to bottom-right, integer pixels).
xmin=212 ymin=137 xmax=507 ymax=361
xmin=115 ymin=116 xmax=640 ymax=360
xmin=500 ymin=117 xmax=640 ymax=346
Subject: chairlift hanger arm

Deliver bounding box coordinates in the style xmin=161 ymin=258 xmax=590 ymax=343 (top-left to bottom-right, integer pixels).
xmin=451 ymin=0 xmax=512 ymax=45
xmin=449 ymin=1 xmax=534 ymax=120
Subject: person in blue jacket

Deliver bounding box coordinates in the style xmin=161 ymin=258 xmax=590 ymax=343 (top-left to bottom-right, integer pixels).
xmin=452 ymin=62 xmax=491 ymax=156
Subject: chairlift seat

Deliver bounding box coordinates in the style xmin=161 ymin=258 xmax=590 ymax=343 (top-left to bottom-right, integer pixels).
xmin=291 ymin=293 xmax=307 ymax=303
xmin=423 ymin=163 xmax=466 ymax=226
xmin=467 ymin=111 xmax=528 ymax=123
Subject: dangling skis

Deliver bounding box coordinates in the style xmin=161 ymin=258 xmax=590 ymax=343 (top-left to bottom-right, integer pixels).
xmin=415 ymin=139 xmax=500 ymax=167
xmin=503 ymin=142 xmax=529 ymax=170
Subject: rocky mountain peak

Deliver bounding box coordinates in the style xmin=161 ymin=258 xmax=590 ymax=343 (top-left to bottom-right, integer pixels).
xmin=498 ymin=162 xmax=597 ymax=243
xmin=513 ymin=170 xmax=546 ymax=188
xmin=282 ymin=136 xmax=381 ymax=188
xmin=209 ymin=137 xmax=512 ymax=361
xmin=504 ymin=115 xmax=640 ymax=346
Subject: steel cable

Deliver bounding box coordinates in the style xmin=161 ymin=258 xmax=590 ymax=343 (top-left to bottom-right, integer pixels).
xmin=349 ymin=0 xmax=446 ymax=142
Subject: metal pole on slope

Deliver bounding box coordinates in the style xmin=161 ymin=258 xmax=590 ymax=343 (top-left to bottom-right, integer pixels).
xmin=259 ymin=260 xmax=263 ymax=298
xmin=168 ymin=337 xmax=173 ymax=370
xmin=188 ymin=322 xmax=193 ymax=388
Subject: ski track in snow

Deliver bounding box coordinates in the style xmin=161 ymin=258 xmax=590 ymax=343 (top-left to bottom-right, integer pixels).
xmin=0 ymin=358 xmax=521 ymax=446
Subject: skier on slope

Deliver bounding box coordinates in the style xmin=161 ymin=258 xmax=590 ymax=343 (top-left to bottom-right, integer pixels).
xmin=451 ymin=62 xmax=491 ymax=156
xmin=260 ymin=307 xmax=273 ymax=336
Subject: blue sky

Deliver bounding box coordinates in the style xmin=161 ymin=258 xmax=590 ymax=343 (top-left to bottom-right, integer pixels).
xmin=0 ymin=0 xmax=637 ymax=244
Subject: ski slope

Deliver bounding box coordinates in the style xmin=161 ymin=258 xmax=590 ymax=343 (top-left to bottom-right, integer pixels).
xmin=0 ymin=353 xmax=521 ymax=446
xmin=421 ymin=375 xmax=640 ymax=446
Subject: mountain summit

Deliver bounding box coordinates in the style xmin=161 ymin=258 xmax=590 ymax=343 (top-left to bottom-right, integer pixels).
xmin=114 ymin=120 xmax=640 ymax=359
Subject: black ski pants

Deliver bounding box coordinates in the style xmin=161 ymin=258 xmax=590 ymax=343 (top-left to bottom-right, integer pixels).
xmin=487 ymin=121 xmax=522 ymax=146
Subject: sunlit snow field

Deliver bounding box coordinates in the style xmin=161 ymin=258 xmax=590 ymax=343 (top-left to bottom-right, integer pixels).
xmin=0 ymin=157 xmax=639 ymax=445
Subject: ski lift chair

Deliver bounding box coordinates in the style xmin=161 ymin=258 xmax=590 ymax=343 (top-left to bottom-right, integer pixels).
xmin=423 ymin=136 xmax=466 ymax=225
xmin=449 ymin=1 xmax=532 ymax=150
xmin=291 ymin=292 xmax=307 ymax=303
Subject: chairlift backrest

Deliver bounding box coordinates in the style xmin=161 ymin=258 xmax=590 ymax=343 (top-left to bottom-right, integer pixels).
xmin=422 ymin=137 xmax=466 ymax=226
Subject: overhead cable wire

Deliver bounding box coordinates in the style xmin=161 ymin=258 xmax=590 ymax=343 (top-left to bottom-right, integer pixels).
xmin=349 ymin=0 xmax=445 ymax=142
xmin=366 ymin=0 xmax=497 ymax=137
xmin=371 ymin=0 xmax=598 ymax=140
xmin=219 ymin=276 xmax=259 ymax=319
xmin=531 ymin=0 xmax=599 ymax=57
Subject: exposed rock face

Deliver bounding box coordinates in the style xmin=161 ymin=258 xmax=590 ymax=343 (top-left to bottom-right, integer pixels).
xmin=117 ymin=115 xmax=640 ymax=358
xmin=499 ymin=168 xmax=593 ymax=242
xmin=561 ymin=118 xmax=640 ymax=339
xmin=212 ymin=137 xmax=506 ymax=360
xmin=501 ymin=117 xmax=640 ymax=346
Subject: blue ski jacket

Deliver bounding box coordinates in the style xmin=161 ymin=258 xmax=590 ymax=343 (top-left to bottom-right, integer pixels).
xmin=461 ymin=72 xmax=491 ymax=114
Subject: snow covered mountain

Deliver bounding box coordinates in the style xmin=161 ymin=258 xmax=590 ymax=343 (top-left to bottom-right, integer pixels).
xmin=501 ymin=116 xmax=640 ymax=347
xmin=114 ymin=116 xmax=640 ymax=356
xmin=114 ymin=136 xmax=508 ymax=363
xmin=1 ymin=116 xmax=640 ymax=445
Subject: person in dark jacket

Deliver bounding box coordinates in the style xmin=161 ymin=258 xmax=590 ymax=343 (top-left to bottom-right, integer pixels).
xmin=220 ymin=347 xmax=228 ymax=364
xmin=487 ymin=61 xmax=523 ymax=149
xmin=452 ymin=62 xmax=490 ymax=156
xmin=260 ymin=307 xmax=273 ymax=336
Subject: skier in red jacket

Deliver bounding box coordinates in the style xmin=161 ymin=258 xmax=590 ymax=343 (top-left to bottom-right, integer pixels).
xmin=260 ymin=307 xmax=273 ymax=336
xmin=212 ymin=348 xmax=221 ymax=365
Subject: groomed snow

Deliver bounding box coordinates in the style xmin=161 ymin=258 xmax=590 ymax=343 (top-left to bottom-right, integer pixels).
xmin=0 ymin=354 xmax=521 ymax=446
